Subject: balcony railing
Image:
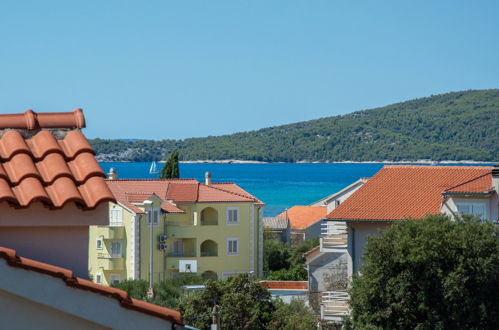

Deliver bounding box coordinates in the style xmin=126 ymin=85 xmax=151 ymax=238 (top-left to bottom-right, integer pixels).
xmin=321 ymin=221 xmax=348 ymax=251
xmin=97 ymin=253 xmax=124 ymax=270
xmin=95 ymin=226 xmax=125 ymax=239
xmin=166 ymin=252 xmax=197 ymax=258
xmin=320 ymin=291 xmax=350 ymax=321
xmin=200 ymin=251 xmax=218 ymax=257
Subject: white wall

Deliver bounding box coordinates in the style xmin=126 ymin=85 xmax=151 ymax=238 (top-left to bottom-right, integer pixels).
xmin=349 ymin=222 xmax=390 ymax=274
xmin=0 ymin=259 xmax=176 ymax=330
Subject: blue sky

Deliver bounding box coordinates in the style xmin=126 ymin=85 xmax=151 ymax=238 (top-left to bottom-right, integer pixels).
xmin=0 ymin=1 xmax=498 ymax=140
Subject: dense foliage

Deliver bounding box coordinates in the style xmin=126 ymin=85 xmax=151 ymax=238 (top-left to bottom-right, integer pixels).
xmin=91 ymin=90 xmax=499 ymax=162
xmin=263 ymin=232 xmax=319 ymax=280
xmin=349 ymin=215 xmax=499 ymax=329
xmin=160 ymin=151 xmax=180 ymax=179
xmin=179 ymin=275 xmax=275 ymax=330
xmin=112 ymin=274 xmax=203 ymax=310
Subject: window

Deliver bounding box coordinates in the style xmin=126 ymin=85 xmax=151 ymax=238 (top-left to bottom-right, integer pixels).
xmin=226 ymin=207 xmax=239 ymax=225
xmin=172 ymin=239 xmax=184 ymax=257
xmin=96 ymin=237 xmax=103 ymax=250
xmin=456 ymin=202 xmax=487 ymax=220
xmin=147 ymin=209 xmax=160 ymax=226
xmin=110 ymin=274 xmax=121 ymax=285
xmin=110 ymin=241 xmax=122 ymax=257
xmin=95 ymin=273 xmax=102 ymax=284
xmin=335 ymin=200 xmax=341 ymax=207
xmin=110 ymin=207 xmax=123 ymax=226
xmin=227 ymin=237 xmax=239 ymax=256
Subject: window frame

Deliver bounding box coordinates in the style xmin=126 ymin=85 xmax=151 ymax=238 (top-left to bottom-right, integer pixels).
xmin=109 ymin=274 xmax=121 ymax=285
xmin=146 ymin=209 xmax=160 ymax=227
xmin=226 ymin=207 xmax=240 ymax=225
xmin=456 ymin=201 xmax=488 ymax=221
xmin=96 ymin=237 xmax=103 ymax=250
xmin=109 ymin=206 xmax=123 ymax=226
xmin=95 ymin=273 xmax=103 ymax=284
xmin=110 ymin=240 xmax=122 ymax=258
xmin=226 ymin=237 xmax=239 ymax=256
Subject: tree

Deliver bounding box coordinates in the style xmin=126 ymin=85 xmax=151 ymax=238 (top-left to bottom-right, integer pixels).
xmin=179 ymin=275 xmax=275 ymax=330
xmin=268 ymin=299 xmax=317 ymax=330
xmin=160 ymin=151 xmax=180 ymax=179
xmin=349 ymin=215 xmax=499 ymax=329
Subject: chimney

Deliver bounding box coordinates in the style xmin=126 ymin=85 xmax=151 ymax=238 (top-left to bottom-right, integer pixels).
xmin=108 ymin=167 xmax=118 ymax=180
xmin=205 ymin=171 xmax=212 ymax=185
xmin=492 ymin=165 xmax=499 ymax=193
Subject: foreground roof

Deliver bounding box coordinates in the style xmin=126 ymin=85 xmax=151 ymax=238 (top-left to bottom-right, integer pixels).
xmin=327 ymin=165 xmax=493 ymax=221
xmin=262 ymin=216 xmax=289 ymax=230
xmin=0 ymin=110 xmax=114 ymax=209
xmin=278 ymin=206 xmax=327 ymax=230
xmin=0 ymin=246 xmax=183 ymax=325
xmin=107 ymin=179 xmax=263 ymax=214
xmin=260 ymin=281 xmax=308 ymax=290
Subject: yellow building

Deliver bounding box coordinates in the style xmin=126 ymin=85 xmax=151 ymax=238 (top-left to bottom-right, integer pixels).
xmin=88 ymin=172 xmax=264 ymax=286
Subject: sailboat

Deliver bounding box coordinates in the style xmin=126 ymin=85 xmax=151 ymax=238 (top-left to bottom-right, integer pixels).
xmin=149 ymin=161 xmax=159 ymax=175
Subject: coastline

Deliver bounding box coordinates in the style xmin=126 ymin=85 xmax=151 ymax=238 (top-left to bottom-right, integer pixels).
xmin=99 ymin=159 xmax=496 ymax=164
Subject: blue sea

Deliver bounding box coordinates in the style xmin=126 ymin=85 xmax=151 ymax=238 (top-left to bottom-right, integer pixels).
xmin=99 ymin=162 xmax=490 ymax=217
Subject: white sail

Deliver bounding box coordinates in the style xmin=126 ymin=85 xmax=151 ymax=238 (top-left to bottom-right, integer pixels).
xmin=149 ymin=161 xmax=158 ymax=174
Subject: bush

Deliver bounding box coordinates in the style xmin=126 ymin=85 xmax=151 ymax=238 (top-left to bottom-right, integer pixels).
xmin=349 ymin=215 xmax=499 ymax=329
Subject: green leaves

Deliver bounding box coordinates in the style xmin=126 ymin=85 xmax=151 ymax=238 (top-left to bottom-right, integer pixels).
xmin=349 ymin=215 xmax=499 ymax=329
xmin=160 ymin=151 xmax=180 ymax=179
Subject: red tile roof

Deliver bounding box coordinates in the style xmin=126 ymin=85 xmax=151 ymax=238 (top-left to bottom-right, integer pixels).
xmin=260 ymin=281 xmax=308 ymax=290
xmin=0 ymin=110 xmax=114 ymax=209
xmin=107 ymin=179 xmax=262 ymax=214
xmin=0 ymin=246 xmax=183 ymax=325
xmin=278 ymin=206 xmax=327 ymax=230
xmin=327 ymin=165 xmax=493 ymax=221
xmin=444 ymin=173 xmax=494 ymax=194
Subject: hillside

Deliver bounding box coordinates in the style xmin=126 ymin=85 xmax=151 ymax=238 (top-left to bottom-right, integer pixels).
xmin=91 ymin=89 xmax=499 ymax=162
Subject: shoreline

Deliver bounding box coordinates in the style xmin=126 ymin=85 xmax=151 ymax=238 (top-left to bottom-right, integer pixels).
xmin=99 ymin=159 xmax=497 ymax=164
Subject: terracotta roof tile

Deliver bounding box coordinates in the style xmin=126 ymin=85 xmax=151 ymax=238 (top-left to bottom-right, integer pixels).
xmin=327 ymin=165 xmax=493 ymax=221
xmin=167 ymin=182 xmax=199 ymax=202
xmin=445 ymin=173 xmax=493 ymax=194
xmin=260 ymin=281 xmax=308 ymax=290
xmin=107 ymin=179 xmax=262 ymax=212
xmin=0 ymin=109 xmax=85 ymax=130
xmin=0 ymin=110 xmax=114 ymax=209
xmin=278 ymin=206 xmax=327 ymax=230
xmin=0 ymin=246 xmax=183 ymax=325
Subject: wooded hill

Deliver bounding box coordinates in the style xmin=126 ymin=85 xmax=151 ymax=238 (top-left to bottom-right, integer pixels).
xmin=91 ymin=89 xmax=499 ymax=162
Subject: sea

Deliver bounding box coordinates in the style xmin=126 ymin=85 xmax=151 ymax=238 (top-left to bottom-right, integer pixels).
xmin=99 ymin=162 xmax=491 ymax=217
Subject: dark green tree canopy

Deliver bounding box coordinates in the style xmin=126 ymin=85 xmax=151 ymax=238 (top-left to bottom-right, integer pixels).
xmin=349 ymin=215 xmax=499 ymax=329
xmin=160 ymin=151 xmax=180 ymax=179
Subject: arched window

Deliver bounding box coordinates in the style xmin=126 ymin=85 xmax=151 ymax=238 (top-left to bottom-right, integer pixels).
xmin=201 ymin=207 xmax=218 ymax=225
xmin=202 ymin=270 xmax=218 ymax=281
xmin=200 ymin=240 xmax=218 ymax=257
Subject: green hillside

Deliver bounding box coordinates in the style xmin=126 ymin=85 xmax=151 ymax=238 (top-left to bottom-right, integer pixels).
xmin=91 ymin=89 xmax=499 ymax=162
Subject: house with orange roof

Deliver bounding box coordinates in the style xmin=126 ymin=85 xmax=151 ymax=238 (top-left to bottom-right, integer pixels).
xmin=312 ymin=165 xmax=499 ymax=321
xmin=277 ymin=206 xmax=327 ymax=244
xmin=0 ymin=110 xmax=115 ymax=277
xmin=89 ymin=171 xmax=265 ymax=285
xmin=0 ymin=246 xmax=184 ymax=329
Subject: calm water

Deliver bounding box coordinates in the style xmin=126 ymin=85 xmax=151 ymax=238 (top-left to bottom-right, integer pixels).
xmin=99 ymin=162 xmax=489 ymax=217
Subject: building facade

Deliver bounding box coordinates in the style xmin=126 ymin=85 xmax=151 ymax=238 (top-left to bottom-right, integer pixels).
xmin=89 ymin=173 xmax=264 ymax=286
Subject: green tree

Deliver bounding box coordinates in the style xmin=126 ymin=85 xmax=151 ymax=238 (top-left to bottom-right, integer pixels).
xmin=268 ymin=299 xmax=317 ymax=330
xmin=179 ymin=275 xmax=275 ymax=330
xmin=160 ymin=151 xmax=180 ymax=179
xmin=349 ymin=215 xmax=499 ymax=329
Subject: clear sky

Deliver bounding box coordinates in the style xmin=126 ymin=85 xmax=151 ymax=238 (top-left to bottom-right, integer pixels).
xmin=0 ymin=1 xmax=498 ymax=140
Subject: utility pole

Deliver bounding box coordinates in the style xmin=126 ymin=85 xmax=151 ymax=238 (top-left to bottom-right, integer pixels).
xmin=211 ymin=304 xmax=221 ymax=330
xmin=143 ymin=200 xmax=154 ymax=293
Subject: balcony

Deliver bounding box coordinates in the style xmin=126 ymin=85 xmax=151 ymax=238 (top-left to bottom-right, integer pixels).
xmin=95 ymin=226 xmax=125 ymax=240
xmin=320 ymin=221 xmax=348 ymax=253
xmin=97 ymin=253 xmax=124 ymax=270
xmin=320 ymin=291 xmax=350 ymax=321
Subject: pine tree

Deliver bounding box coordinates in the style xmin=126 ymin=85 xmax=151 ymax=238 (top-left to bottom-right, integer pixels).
xmin=160 ymin=151 xmax=180 ymax=179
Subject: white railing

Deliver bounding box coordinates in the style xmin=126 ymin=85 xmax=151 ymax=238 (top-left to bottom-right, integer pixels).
xmin=321 ymin=291 xmax=350 ymax=321
xmin=321 ymin=221 xmax=348 ymax=249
